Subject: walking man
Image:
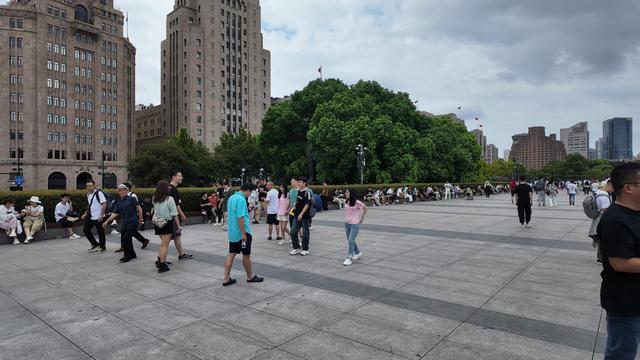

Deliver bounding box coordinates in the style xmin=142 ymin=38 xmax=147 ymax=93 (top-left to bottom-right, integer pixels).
xmin=598 ymin=163 xmax=640 ymax=359
xmin=444 ymin=182 xmax=452 ymax=200
xmin=114 ymin=182 xmax=150 ymax=252
xmin=290 ymin=176 xmax=312 ymax=256
xmin=265 ymin=182 xmax=280 ymax=241
xmin=81 ymin=180 xmax=107 ymax=252
xmin=102 ymin=184 xmax=143 ymax=263
xmin=168 ymin=170 xmax=193 ymax=260
xmin=533 ymin=178 xmax=546 ymax=207
xmin=514 ymin=175 xmax=533 ymax=230
xmin=223 ymin=183 xmax=264 ymax=286
xmin=567 ymin=180 xmax=577 ymax=205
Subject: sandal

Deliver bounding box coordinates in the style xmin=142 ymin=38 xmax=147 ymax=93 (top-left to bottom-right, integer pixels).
xmin=247 ymin=275 xmax=264 ymax=283
xmin=223 ymin=278 xmax=237 ymax=287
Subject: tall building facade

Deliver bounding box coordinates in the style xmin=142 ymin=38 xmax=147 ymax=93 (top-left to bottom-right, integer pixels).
xmin=155 ymin=0 xmax=270 ymax=151
xmin=595 ymin=137 xmax=604 ymax=160
xmin=484 ymin=144 xmax=498 ymax=164
xmin=0 ymin=0 xmax=135 ymax=191
xmin=560 ymin=121 xmax=588 ymax=158
xmin=134 ymin=104 xmax=164 ymax=151
xmin=510 ymin=127 xmax=566 ymax=170
xmin=602 ymin=117 xmax=633 ymax=161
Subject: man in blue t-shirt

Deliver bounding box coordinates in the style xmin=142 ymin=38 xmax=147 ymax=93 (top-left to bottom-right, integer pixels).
xmin=223 ymin=183 xmax=264 ymax=286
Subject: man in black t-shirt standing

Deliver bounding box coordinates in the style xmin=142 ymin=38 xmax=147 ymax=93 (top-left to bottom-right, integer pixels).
xmin=514 ymin=175 xmax=533 ymax=230
xmin=169 ymin=170 xmax=193 ymax=260
xmin=598 ymin=163 xmax=640 ymax=359
xmin=290 ymin=176 xmax=311 ymax=256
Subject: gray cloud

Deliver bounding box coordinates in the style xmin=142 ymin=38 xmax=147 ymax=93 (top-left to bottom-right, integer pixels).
xmin=123 ymin=0 xmax=639 ymax=155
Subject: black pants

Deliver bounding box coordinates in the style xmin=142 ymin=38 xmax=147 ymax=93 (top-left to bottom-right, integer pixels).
xmin=84 ymin=219 xmax=106 ymax=249
xmin=485 ymin=187 xmax=491 ymax=197
xmin=215 ymin=207 xmax=223 ymax=223
xmin=517 ymin=205 xmax=532 ymax=224
xmin=133 ymin=229 xmax=147 ymax=244
xmin=120 ymin=225 xmax=137 ymax=259
xmin=203 ymin=206 xmax=213 ymax=220
xmin=321 ymin=195 xmax=329 ymax=211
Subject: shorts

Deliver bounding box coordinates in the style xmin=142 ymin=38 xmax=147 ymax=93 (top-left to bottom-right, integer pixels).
xmin=266 ymin=214 xmax=279 ymax=225
xmin=229 ymin=233 xmax=252 ymax=255
xmin=155 ymin=219 xmax=174 ymax=235
xmin=57 ymin=219 xmax=74 ymax=228
xmin=277 ymin=215 xmax=288 ymax=222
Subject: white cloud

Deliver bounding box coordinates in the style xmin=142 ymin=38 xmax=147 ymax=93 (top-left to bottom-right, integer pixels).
xmin=124 ymin=0 xmax=640 ymax=155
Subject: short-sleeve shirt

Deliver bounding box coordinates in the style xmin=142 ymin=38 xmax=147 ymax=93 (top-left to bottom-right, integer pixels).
xmin=566 ymin=183 xmax=577 ymax=194
xmin=113 ymin=196 xmax=139 ymax=228
xmin=168 ymin=184 xmax=182 ymax=207
xmin=258 ymin=185 xmax=267 ymax=201
xmin=289 ymin=188 xmax=298 ymax=208
xmin=86 ymin=190 xmax=107 ymax=220
xmin=514 ymin=183 xmax=533 ymax=206
xmin=227 ymin=192 xmax=251 ymax=243
xmin=266 ymin=189 xmax=279 ymax=214
xmin=598 ymin=203 xmax=640 ymax=315
xmin=294 ymin=189 xmax=311 ymax=219
xmin=55 ymin=202 xmax=70 ymax=222
xmin=345 ymin=200 xmax=366 ymax=224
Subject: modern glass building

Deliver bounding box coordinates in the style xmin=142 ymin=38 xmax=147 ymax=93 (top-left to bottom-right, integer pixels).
xmin=602 ymin=117 xmax=633 ymax=161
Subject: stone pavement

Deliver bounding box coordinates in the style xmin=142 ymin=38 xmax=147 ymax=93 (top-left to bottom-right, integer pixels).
xmin=0 ymin=193 xmax=614 ymax=359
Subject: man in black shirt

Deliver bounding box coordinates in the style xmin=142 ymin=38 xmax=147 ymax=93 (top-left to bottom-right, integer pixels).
xmin=290 ymin=176 xmax=311 ymax=256
xmin=169 ymin=170 xmax=193 ymax=260
xmin=102 ymin=184 xmax=142 ymax=263
xmin=598 ymin=163 xmax=640 ymax=359
xmin=514 ymin=175 xmax=533 ymax=230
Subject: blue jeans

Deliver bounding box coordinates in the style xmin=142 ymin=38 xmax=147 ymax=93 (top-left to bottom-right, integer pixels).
xmin=569 ymin=193 xmax=576 ymax=205
xmin=345 ymin=223 xmax=360 ymax=258
xmin=605 ymin=314 xmax=640 ymax=360
xmin=290 ymin=217 xmax=310 ymax=251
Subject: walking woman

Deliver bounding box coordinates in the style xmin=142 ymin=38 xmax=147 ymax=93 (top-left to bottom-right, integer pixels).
xmin=343 ymin=189 xmax=368 ymax=266
xmin=153 ymin=180 xmax=181 ymax=273
xmin=277 ymin=184 xmax=289 ymax=246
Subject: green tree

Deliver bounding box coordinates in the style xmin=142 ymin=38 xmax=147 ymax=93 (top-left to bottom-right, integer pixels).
xmin=211 ymin=129 xmax=263 ymax=180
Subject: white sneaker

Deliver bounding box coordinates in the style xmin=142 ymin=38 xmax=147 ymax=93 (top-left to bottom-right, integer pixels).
xmin=289 ymin=248 xmax=302 ymax=255
xmin=309 ymin=226 xmax=314 ymax=230
xmin=352 ymin=252 xmax=362 ymax=260
xmin=12 ymin=238 xmax=20 ymax=245
xmin=525 ymin=223 xmax=531 ymax=228
xmin=69 ymin=234 xmax=81 ymax=239
xmin=277 ymin=241 xmax=284 ymax=245
xmin=9 ymin=230 xmax=16 ymax=238
xmin=111 ymin=229 xmax=120 ymax=235
xmin=343 ymin=258 xmax=352 ymax=266
xmin=300 ymin=250 xmax=309 ymax=256
xmin=24 ymin=237 xmax=32 ymax=244
xmin=520 ymin=224 xmax=525 ymax=230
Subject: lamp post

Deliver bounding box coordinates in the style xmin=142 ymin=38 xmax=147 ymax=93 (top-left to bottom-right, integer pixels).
xmin=259 ymin=168 xmax=264 ymax=181
xmin=355 ymin=144 xmax=367 ymax=185
xmin=240 ymin=168 xmax=246 ymax=185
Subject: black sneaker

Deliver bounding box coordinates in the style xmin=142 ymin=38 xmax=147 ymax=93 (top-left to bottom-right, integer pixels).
xmin=276 ymin=237 xmax=282 ymax=240
xmin=119 ymin=257 xmax=134 ymax=263
xmin=141 ymin=239 xmax=150 ymax=249
xmin=155 ymin=258 xmax=173 ymax=268
xmin=178 ymin=253 xmax=193 ymax=260
xmin=158 ymin=262 xmax=170 ymax=273
xmin=267 ymin=237 xmax=273 ymax=241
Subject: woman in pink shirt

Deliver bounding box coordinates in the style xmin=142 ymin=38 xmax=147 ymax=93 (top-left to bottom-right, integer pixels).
xmin=343 ymin=189 xmax=368 ymax=266
xmin=277 ymin=184 xmax=290 ymax=246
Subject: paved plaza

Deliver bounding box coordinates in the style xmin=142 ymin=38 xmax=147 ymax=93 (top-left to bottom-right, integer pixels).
xmin=0 ymin=194 xmax=612 ymax=359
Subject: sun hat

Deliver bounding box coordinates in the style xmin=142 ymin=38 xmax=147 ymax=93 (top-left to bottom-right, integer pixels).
xmin=28 ymin=196 xmax=41 ymax=204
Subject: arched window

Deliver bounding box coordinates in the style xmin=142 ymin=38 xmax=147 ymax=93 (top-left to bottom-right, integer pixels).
xmin=48 ymin=172 xmax=67 ymax=190
xmin=74 ymin=5 xmax=89 ymax=23
xmin=76 ymin=172 xmax=93 ymax=189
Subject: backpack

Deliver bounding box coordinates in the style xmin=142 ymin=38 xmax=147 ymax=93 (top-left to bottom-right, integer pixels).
xmin=533 ymin=181 xmax=545 ymax=191
xmin=583 ymin=194 xmax=609 ymax=219
xmin=308 ymin=192 xmax=317 ymax=218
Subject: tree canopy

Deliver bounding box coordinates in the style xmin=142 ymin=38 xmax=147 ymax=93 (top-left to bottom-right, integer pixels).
xmin=260 ymin=79 xmax=482 ymax=183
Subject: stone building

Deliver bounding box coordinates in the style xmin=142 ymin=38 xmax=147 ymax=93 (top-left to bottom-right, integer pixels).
xmin=0 ymin=0 xmax=135 ymax=190
xmin=134 ymin=104 xmax=164 ymax=152
xmin=510 ymin=127 xmax=566 ymax=170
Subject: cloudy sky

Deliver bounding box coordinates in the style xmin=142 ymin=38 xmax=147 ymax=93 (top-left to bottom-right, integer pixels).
xmin=126 ymin=0 xmax=640 ymax=155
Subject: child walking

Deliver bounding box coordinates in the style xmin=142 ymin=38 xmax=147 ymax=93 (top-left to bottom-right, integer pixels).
xmin=343 ymin=189 xmax=368 ymax=266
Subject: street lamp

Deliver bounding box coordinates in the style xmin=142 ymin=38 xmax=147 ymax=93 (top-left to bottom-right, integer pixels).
xmin=355 ymin=144 xmax=368 ymax=185
xmin=259 ymin=168 xmax=264 ymax=180
xmin=240 ymin=168 xmax=246 ymax=185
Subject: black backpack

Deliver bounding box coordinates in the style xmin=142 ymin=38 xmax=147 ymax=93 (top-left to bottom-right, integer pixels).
xmin=534 ymin=181 xmax=545 ymax=191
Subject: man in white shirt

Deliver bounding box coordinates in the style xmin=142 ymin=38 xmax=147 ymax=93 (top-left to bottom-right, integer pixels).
xmin=265 ymin=182 xmax=281 ymax=241
xmin=566 ymin=181 xmax=578 ymax=205
xmin=444 ymin=182 xmax=452 ymax=200
xmin=55 ymin=193 xmax=81 ymax=239
xmin=81 ymin=180 xmax=107 ymax=252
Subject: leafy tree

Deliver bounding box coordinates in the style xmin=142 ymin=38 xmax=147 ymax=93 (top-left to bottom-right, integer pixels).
xmin=211 ymin=129 xmax=263 ymax=180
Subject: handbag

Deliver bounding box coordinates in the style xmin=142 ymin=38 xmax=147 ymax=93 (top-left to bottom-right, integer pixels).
xmin=152 ymin=214 xmax=168 ymax=229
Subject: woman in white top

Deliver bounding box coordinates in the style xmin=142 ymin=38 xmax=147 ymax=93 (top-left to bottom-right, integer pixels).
xmin=0 ymin=198 xmax=20 ymax=244
xmin=153 ymin=180 xmax=181 ymax=273
xmin=22 ymin=196 xmax=44 ymax=244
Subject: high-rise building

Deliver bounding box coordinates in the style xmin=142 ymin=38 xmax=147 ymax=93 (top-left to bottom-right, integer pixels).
xmin=470 ymin=128 xmax=486 ymax=154
xmin=484 ymin=144 xmax=498 ymax=164
xmin=602 ymin=117 xmax=633 ymax=161
xmin=503 ymin=149 xmax=510 ymax=161
xmin=0 ymin=0 xmax=135 ymax=190
xmin=560 ymin=122 xmax=589 ymax=158
xmin=510 ymin=127 xmax=566 ymax=170
xmin=151 ymin=0 xmax=270 ymax=151
xmin=588 ymin=148 xmax=597 ymax=160
xmin=595 ymin=137 xmax=604 ymax=160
